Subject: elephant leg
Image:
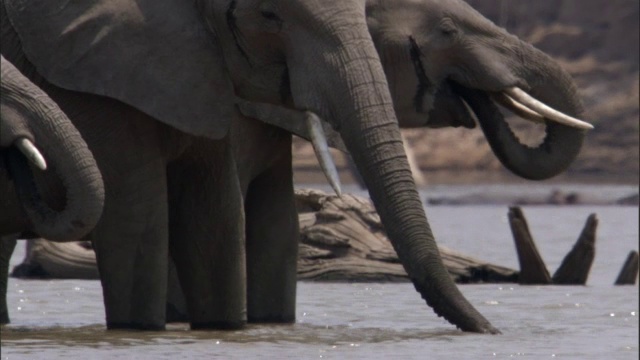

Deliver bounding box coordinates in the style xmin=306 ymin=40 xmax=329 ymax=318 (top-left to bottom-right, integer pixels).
xmin=245 ymin=142 xmax=298 ymax=323
xmin=166 ymin=257 xmax=189 ymax=323
xmin=0 ymin=234 xmax=19 ymax=324
xmin=168 ymin=138 xmax=246 ymax=330
xmin=91 ymin=160 xmax=169 ymax=330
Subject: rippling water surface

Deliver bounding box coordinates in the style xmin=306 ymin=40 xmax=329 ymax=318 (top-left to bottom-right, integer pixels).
xmin=2 ymin=185 xmax=638 ymax=359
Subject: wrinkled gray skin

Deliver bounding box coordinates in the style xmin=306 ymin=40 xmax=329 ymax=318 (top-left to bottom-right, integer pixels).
xmin=1 ymin=55 xmax=105 ymax=324
xmin=1 ymin=0 xmax=586 ymax=334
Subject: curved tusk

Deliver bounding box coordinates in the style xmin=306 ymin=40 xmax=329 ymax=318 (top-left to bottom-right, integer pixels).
xmin=492 ymin=92 xmax=546 ymax=124
xmin=504 ymin=87 xmax=593 ymax=130
xmin=15 ymin=137 xmax=47 ymax=170
xmin=306 ymin=112 xmax=342 ymax=197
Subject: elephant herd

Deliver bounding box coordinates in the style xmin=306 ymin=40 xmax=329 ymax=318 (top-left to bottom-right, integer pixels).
xmin=0 ymin=0 xmax=592 ymax=334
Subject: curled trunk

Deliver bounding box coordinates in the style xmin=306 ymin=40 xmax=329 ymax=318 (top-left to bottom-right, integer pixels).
xmin=457 ymin=42 xmax=587 ymax=181
xmin=1 ymin=57 xmax=104 ymax=241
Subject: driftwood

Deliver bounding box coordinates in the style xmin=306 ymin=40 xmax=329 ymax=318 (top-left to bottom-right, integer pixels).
xmin=615 ymin=251 xmax=639 ymax=285
xmin=11 ymin=239 xmax=98 ymax=280
xmin=509 ymin=206 xmax=598 ymax=285
xmin=11 ymin=189 xmax=518 ymax=284
xmin=295 ymin=189 xmax=517 ymax=283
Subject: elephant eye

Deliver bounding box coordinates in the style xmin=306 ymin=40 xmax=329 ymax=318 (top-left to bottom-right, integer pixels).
xmin=439 ymin=18 xmax=458 ymax=37
xmin=260 ymin=10 xmax=282 ymax=23
xmin=259 ymin=8 xmax=283 ymax=33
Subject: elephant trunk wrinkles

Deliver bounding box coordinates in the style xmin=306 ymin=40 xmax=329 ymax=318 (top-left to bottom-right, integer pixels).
xmin=339 ymin=106 xmax=498 ymax=334
xmin=326 ymin=38 xmax=498 ymax=333
xmin=471 ymin=40 xmax=586 ymax=181
xmin=1 ymin=58 xmax=104 ymax=241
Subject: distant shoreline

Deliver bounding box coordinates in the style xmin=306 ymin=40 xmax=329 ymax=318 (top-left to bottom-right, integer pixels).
xmin=293 ymin=168 xmax=640 ymax=186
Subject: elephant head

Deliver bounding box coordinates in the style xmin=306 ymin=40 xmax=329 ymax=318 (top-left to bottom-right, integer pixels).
xmin=3 ymin=0 xmax=497 ymax=332
xmin=367 ymin=0 xmax=592 ymax=180
xmin=0 ymin=55 xmax=104 ymax=241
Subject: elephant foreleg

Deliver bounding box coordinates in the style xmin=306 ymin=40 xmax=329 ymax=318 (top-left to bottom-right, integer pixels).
xmin=91 ymin=158 xmax=169 ymax=330
xmin=245 ymin=143 xmax=298 ymax=323
xmin=168 ymin=138 xmax=247 ymax=330
xmin=23 ymin=76 xmax=175 ymax=330
xmin=0 ymin=234 xmax=19 ymax=324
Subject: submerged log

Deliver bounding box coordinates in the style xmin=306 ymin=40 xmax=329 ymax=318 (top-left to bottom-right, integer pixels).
xmin=11 ymin=189 xmax=519 ymax=284
xmin=552 ymin=214 xmax=597 ymax=285
xmin=614 ymin=251 xmax=639 ymax=285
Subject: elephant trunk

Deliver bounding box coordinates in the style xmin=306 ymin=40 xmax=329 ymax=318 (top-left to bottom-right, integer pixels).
xmin=1 ymin=57 xmax=104 ymax=241
xmin=339 ymin=96 xmax=498 ymax=334
xmin=292 ymin=14 xmax=498 ymax=332
xmin=466 ymin=40 xmax=587 ymax=180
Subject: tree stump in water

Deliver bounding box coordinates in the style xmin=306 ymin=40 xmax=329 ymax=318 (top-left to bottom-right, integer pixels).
xmin=509 ymin=206 xmax=598 ymax=285
xmin=614 ymin=251 xmax=639 ymax=285
xmin=508 ymin=207 xmax=552 ymax=285
xmin=552 ymin=214 xmax=597 ymax=284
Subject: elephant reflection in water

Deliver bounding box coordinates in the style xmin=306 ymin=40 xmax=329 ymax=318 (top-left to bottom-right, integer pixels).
xmin=1 ymin=0 xmax=591 ymax=333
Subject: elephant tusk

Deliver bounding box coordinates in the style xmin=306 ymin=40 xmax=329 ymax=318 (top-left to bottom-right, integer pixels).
xmin=236 ymin=99 xmax=348 ymax=153
xmin=237 ymin=99 xmax=343 ymax=196
xmin=15 ymin=137 xmax=47 ymax=170
xmin=492 ymin=92 xmax=546 ymax=124
xmin=306 ymin=112 xmax=342 ymax=197
xmin=504 ymin=87 xmax=594 ymax=130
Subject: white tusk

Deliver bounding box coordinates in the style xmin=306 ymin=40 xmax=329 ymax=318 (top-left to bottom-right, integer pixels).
xmin=306 ymin=112 xmax=342 ymax=197
xmin=492 ymin=92 xmax=546 ymax=124
xmin=505 ymin=87 xmax=593 ymax=130
xmin=15 ymin=138 xmax=47 ymax=170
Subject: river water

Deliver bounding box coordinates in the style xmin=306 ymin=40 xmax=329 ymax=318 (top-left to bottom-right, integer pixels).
xmin=1 ymin=184 xmax=638 ymax=359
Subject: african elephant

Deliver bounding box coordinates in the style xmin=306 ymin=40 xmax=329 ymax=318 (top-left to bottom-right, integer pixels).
xmin=1 ymin=0 xmax=500 ymax=333
xmin=1 ymin=55 xmax=105 ymax=324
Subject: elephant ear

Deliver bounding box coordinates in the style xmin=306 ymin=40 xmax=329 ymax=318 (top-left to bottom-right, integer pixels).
xmin=4 ymin=0 xmax=234 ymax=139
